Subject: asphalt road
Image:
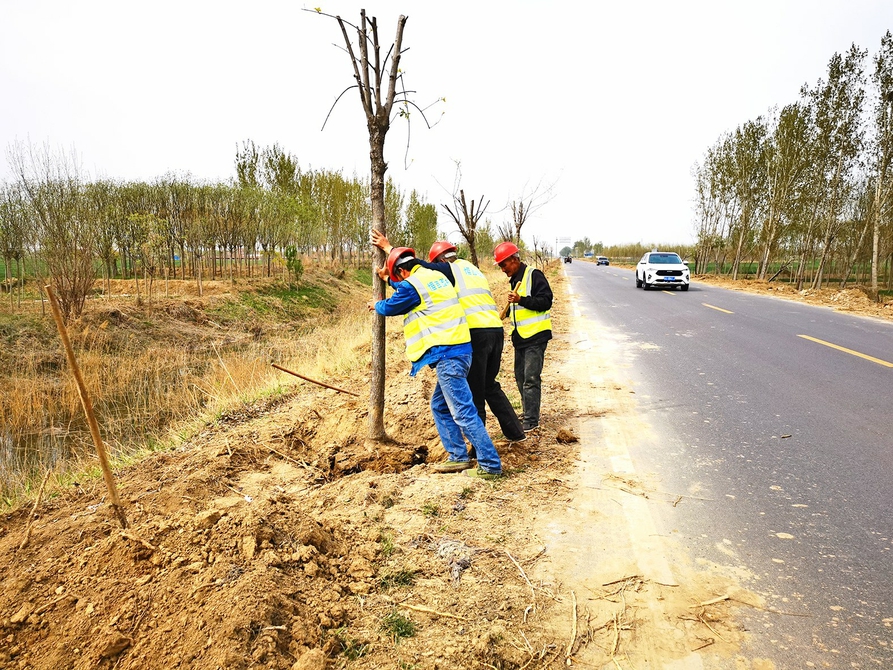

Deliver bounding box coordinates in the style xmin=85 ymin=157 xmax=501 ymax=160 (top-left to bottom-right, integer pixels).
xmin=564 ymin=261 xmax=893 ymax=668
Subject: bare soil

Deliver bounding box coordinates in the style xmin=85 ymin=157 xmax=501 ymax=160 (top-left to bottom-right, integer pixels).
xmin=4 ymin=267 xmax=879 ymax=669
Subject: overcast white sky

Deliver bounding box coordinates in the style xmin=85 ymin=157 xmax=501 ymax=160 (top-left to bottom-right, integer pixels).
xmin=2 ymin=1 xmax=892 ymax=248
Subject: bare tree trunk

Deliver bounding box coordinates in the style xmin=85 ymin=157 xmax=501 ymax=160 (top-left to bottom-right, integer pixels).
xmin=888 ymin=252 xmax=892 ymax=290
xmin=758 ymin=202 xmax=777 ymax=280
xmin=731 ymin=225 xmax=747 ymax=280
xmin=368 ymin=126 xmax=389 ymax=441
xmin=195 ymin=252 xmax=204 ymax=297
xmin=841 ymin=215 xmax=871 ymax=289
xmin=871 ymin=179 xmax=881 ymax=299
xmin=4 ymin=255 xmax=11 ymax=312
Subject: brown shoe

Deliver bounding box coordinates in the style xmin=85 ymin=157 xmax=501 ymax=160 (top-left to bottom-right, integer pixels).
xmin=431 ymin=460 xmax=474 ymax=473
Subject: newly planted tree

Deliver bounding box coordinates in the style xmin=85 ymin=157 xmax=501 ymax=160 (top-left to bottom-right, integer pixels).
xmin=442 ymin=188 xmax=488 ymax=266
xmin=312 ymin=8 xmax=419 ymax=439
xmin=507 ymin=178 xmax=556 ymax=245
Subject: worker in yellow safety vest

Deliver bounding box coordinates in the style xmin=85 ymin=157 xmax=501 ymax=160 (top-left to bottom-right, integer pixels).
xmin=368 ymin=245 xmax=503 ymax=479
xmin=372 ymin=230 xmax=525 ymax=443
xmin=493 ymin=241 xmax=553 ymax=433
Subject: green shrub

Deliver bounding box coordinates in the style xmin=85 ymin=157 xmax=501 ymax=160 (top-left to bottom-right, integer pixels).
xmin=284 ymin=245 xmax=304 ymax=284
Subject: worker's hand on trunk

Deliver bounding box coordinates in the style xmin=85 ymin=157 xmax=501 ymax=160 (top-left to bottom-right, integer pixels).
xmin=371 ymin=229 xmax=392 ymax=253
xmin=375 ymin=266 xmax=389 ymax=281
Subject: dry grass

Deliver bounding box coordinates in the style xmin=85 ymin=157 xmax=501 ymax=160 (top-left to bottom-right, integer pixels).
xmin=0 ymin=270 xmax=373 ymax=506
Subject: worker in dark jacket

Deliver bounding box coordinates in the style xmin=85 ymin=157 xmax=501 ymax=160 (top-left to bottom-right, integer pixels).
xmin=371 ymin=230 xmax=525 ymax=443
xmin=369 ymin=244 xmax=503 ymax=479
xmin=493 ymin=242 xmax=553 ymax=433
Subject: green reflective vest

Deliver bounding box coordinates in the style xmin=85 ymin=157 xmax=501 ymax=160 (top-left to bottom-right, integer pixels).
xmin=511 ymin=265 xmax=552 ymax=339
xmin=403 ymin=266 xmax=471 ymax=362
xmin=452 ymin=259 xmax=502 ymax=330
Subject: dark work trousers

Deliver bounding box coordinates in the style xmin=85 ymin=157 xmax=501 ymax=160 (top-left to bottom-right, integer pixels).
xmin=513 ymin=340 xmax=547 ymax=430
xmin=467 ymin=328 xmax=525 ymax=441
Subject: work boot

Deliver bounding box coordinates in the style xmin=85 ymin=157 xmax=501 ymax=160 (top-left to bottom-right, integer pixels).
xmin=431 ymin=460 xmax=474 ymax=473
xmin=465 ymin=467 xmax=503 ymax=480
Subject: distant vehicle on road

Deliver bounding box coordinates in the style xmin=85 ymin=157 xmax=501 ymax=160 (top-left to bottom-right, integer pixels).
xmin=563 ymin=255 xmax=572 ymax=264
xmin=583 ymin=252 xmax=593 ymax=258
xmin=635 ymin=251 xmax=690 ymax=291
xmin=596 ymin=256 xmax=609 ymax=266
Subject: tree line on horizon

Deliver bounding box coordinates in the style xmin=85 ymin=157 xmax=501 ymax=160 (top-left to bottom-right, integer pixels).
xmin=0 ymin=140 xmax=448 ymax=320
xmin=693 ymin=32 xmax=893 ymax=296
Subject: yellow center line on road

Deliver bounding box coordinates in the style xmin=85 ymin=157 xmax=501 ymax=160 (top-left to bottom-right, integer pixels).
xmin=660 ymin=290 xmax=676 ymax=295
xmin=702 ymin=303 xmax=733 ymax=314
xmin=797 ymin=334 xmax=893 ymax=368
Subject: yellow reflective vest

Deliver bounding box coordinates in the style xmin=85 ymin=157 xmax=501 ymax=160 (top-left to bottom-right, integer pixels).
xmin=403 ymin=266 xmax=471 ymax=362
xmin=451 ymin=258 xmax=502 ymax=330
xmin=511 ymin=265 xmax=552 ymax=339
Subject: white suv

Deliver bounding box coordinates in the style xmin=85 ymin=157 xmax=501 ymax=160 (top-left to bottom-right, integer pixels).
xmin=635 ymin=251 xmax=690 ymax=291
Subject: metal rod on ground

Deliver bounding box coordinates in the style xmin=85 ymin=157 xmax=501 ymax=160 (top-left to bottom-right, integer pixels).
xmin=271 ymin=363 xmax=360 ymax=396
xmin=45 ymin=285 xmax=128 ymax=529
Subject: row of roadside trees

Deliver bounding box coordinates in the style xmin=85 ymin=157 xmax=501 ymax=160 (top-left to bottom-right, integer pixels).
xmin=0 ymin=140 xmax=440 ymax=321
xmin=692 ymin=32 xmax=893 ymax=296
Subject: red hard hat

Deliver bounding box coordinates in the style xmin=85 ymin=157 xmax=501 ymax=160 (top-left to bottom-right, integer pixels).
xmin=386 ymin=247 xmax=416 ymax=282
xmin=428 ymin=240 xmax=457 ymax=262
xmin=493 ymin=241 xmax=520 ymax=265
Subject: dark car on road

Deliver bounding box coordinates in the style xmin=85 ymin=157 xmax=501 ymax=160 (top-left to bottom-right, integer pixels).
xmin=563 ymin=255 xmax=572 ymax=263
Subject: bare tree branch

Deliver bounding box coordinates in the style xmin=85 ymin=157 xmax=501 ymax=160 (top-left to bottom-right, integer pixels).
xmin=508 ymin=177 xmax=558 ymax=243
xmin=440 ymin=167 xmax=489 ymax=266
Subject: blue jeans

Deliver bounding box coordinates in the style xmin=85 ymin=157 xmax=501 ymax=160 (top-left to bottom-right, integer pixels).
xmin=430 ymin=354 xmax=503 ymax=474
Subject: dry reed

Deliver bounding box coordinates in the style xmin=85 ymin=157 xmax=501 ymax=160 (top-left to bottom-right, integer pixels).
xmin=0 ymin=274 xmax=372 ymax=505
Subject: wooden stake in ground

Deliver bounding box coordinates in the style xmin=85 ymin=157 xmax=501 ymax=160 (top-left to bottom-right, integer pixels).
xmin=45 ymin=285 xmax=127 ymax=529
